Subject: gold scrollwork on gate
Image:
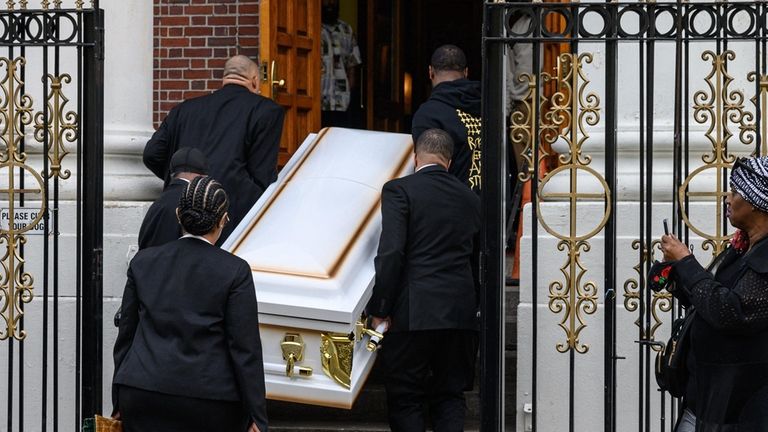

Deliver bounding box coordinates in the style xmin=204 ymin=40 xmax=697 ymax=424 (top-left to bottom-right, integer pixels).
xmin=623 ymin=240 xmax=673 ymax=352
xmin=528 ymin=53 xmax=609 ymax=354
xmin=511 ymin=69 xmax=563 ymax=182
xmin=34 ymin=74 xmax=77 ymax=179
xmin=0 ymin=57 xmax=45 ymax=341
xmin=681 ymin=50 xmax=756 ymax=261
xmin=738 ymin=71 xmax=768 ymax=157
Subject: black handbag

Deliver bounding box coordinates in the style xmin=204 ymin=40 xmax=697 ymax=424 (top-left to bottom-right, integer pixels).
xmin=655 ymin=309 xmax=695 ymax=398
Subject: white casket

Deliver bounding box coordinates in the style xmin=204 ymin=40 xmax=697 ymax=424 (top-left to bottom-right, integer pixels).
xmin=222 ymin=127 xmax=414 ymax=408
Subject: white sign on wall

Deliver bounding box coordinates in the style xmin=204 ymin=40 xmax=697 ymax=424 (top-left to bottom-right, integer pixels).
xmin=0 ymin=207 xmax=48 ymax=234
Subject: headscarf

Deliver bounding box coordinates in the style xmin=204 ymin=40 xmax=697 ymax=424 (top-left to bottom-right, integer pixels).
xmin=730 ymin=156 xmax=768 ymax=213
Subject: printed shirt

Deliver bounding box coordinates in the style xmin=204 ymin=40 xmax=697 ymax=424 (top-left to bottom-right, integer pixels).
xmin=321 ymin=20 xmax=362 ymax=111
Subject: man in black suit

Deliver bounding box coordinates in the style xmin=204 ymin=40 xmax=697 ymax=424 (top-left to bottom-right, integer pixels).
xmin=137 ymin=147 xmax=208 ymax=250
xmin=143 ymin=55 xmax=285 ymax=242
xmin=366 ymin=128 xmax=481 ymax=432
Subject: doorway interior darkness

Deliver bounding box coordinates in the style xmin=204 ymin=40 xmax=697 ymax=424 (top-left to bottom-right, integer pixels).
xmin=340 ymin=0 xmax=483 ymax=134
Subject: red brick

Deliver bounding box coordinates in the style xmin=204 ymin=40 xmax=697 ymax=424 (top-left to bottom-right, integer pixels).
xmin=239 ymin=47 xmax=259 ymax=58
xmin=239 ymin=37 xmax=259 ymax=47
xmin=162 ymin=80 xmax=189 ymax=90
xmin=184 ymin=69 xmax=210 ymax=79
xmin=191 ymin=16 xmax=206 ymax=25
xmin=168 ymin=27 xmax=184 ymax=37
xmin=191 ymin=80 xmax=206 ymax=90
xmin=160 ymin=102 xmax=178 ymax=112
xmin=185 ymin=5 xmax=213 ymax=15
xmin=168 ymin=70 xmax=182 ymax=79
xmin=159 ymin=16 xmax=189 ymax=26
xmin=239 ymin=25 xmax=259 ymax=36
xmin=191 ymin=59 xmax=206 ymax=69
xmin=213 ymin=4 xmax=228 ymax=14
xmin=185 ymin=26 xmax=212 ymax=37
xmin=169 ymin=5 xmax=184 ymax=15
xmin=239 ymin=4 xmax=259 ymax=15
xmin=183 ymin=48 xmax=213 ymax=57
xmin=207 ymin=16 xmax=236 ymax=26
xmin=190 ymin=37 xmax=206 ymax=47
xmin=207 ymin=58 xmax=226 ymax=69
xmin=207 ymin=37 xmax=236 ymax=47
xmin=161 ymin=37 xmax=189 ymax=48
xmin=160 ymin=58 xmax=189 ymax=68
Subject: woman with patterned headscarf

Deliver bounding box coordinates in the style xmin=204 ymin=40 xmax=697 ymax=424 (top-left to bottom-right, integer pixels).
xmin=660 ymin=156 xmax=768 ymax=431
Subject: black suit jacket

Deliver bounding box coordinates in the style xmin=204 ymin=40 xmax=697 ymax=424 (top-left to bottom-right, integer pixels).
xmin=113 ymin=238 xmax=268 ymax=431
xmin=137 ymin=178 xmax=186 ymax=250
xmin=143 ymin=84 xmax=285 ymax=241
xmin=366 ymin=165 xmax=481 ymax=332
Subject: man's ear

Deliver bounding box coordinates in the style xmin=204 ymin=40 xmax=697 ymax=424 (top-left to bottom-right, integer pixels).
xmin=428 ymin=66 xmax=435 ymax=80
xmin=463 ymin=67 xmax=468 ymax=78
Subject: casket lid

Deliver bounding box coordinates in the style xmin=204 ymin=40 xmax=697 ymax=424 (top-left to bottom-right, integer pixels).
xmin=223 ymin=128 xmax=414 ymax=332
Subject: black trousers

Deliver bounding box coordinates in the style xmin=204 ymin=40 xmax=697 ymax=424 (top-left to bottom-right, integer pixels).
xmin=118 ymin=385 xmax=249 ymax=432
xmin=379 ymin=329 xmax=477 ymax=432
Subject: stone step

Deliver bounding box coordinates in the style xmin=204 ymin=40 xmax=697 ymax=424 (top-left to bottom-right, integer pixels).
xmin=270 ymin=421 xmax=481 ymax=432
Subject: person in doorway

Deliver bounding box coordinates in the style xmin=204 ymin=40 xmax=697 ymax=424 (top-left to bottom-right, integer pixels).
xmin=320 ymin=0 xmax=362 ymax=128
xmin=113 ymin=176 xmax=267 ymax=432
xmin=412 ymin=45 xmax=482 ymax=193
xmin=660 ymin=156 xmax=768 ymax=431
xmin=143 ymin=55 xmax=284 ymax=244
xmin=367 ymin=129 xmax=481 ymax=432
xmin=137 ymin=147 xmax=208 ymax=250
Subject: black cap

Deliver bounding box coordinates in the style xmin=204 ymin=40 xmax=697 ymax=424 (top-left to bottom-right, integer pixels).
xmin=170 ymin=147 xmax=208 ymax=175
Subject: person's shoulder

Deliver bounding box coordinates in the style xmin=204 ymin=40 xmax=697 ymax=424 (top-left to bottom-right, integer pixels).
xmin=746 ymin=238 xmax=768 ymax=274
xmin=131 ymin=240 xmax=177 ymax=266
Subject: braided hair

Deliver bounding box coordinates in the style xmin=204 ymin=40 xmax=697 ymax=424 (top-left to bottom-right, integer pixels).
xmin=178 ymin=176 xmax=229 ymax=236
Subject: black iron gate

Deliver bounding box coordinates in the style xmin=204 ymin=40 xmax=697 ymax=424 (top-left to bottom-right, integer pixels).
xmin=0 ymin=1 xmax=103 ymax=431
xmin=481 ymin=1 xmax=767 ymax=431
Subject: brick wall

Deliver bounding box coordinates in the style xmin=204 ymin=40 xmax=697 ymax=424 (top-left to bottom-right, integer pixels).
xmin=153 ymin=0 xmax=260 ymax=126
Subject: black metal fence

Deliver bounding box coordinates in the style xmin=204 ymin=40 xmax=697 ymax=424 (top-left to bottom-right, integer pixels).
xmin=481 ymin=1 xmax=766 ymax=431
xmin=0 ymin=1 xmax=103 ymax=431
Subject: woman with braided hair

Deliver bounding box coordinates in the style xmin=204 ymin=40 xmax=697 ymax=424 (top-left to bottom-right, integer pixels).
xmin=660 ymin=156 xmax=768 ymax=431
xmin=112 ymin=176 xmax=267 ymax=432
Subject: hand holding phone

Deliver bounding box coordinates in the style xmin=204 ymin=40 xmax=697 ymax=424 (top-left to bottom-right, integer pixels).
xmin=663 ymin=218 xmax=670 ymax=236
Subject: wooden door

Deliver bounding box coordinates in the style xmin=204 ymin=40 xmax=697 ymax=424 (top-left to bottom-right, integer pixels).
xmin=260 ymin=0 xmax=322 ymax=166
xmin=364 ymin=0 xmax=404 ymax=132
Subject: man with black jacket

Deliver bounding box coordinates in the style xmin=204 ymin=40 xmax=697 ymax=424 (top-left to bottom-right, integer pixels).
xmin=137 ymin=147 xmax=208 ymax=250
xmin=367 ymin=129 xmax=481 ymax=432
xmin=412 ymin=45 xmax=482 ymax=193
xmin=143 ymin=55 xmax=284 ymax=242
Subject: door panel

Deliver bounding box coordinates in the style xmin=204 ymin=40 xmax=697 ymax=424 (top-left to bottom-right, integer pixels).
xmin=365 ymin=0 xmax=403 ymax=132
xmin=260 ymin=0 xmax=321 ymax=166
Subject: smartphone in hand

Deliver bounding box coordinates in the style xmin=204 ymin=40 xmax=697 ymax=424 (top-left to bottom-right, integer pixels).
xmin=663 ymin=218 xmax=670 ymax=236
